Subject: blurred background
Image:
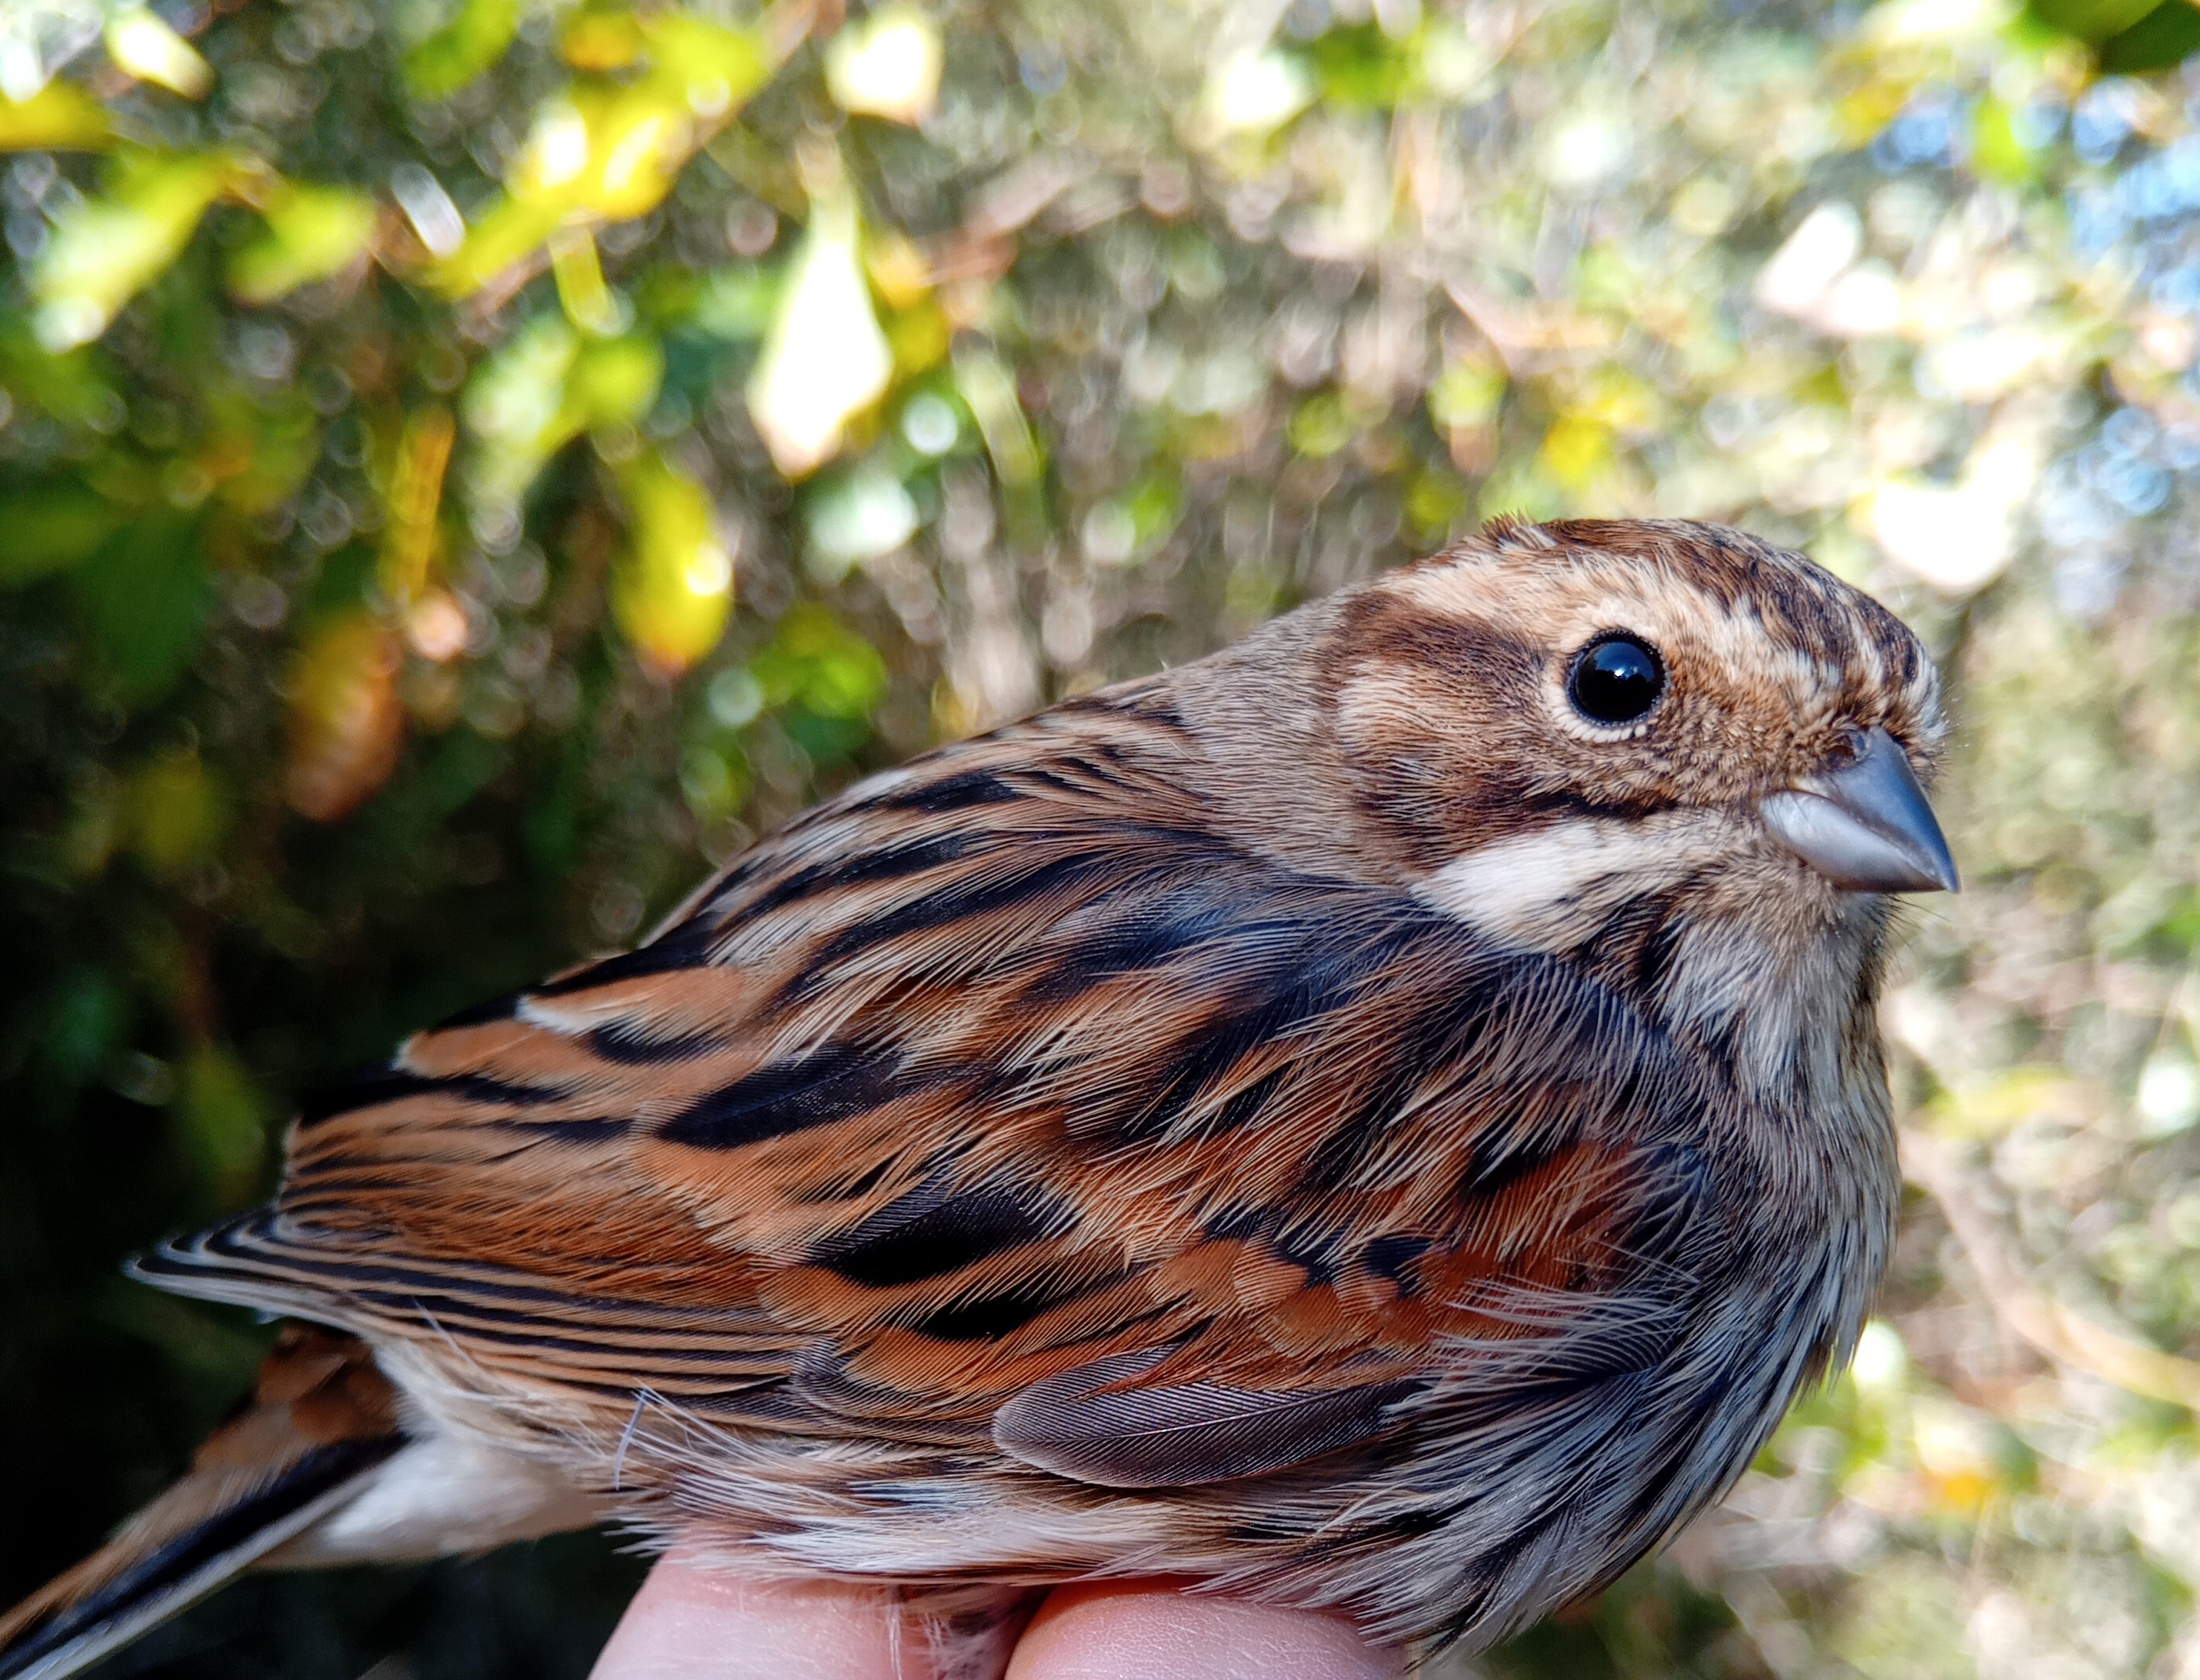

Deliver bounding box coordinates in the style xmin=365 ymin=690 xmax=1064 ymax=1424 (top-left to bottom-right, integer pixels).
xmin=4 ymin=0 xmax=2200 ymax=1674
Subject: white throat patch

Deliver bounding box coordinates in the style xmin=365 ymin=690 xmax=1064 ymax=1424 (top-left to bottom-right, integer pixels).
xmin=1417 ymin=808 xmax=1884 ymax=1116
xmin=1413 ymin=810 xmax=1740 ymax=953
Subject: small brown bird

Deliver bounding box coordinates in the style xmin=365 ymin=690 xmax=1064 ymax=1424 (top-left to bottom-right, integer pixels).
xmin=0 ymin=518 xmax=1957 ymax=1679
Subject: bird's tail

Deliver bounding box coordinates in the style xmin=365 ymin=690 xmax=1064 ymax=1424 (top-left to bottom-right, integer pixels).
xmin=0 ymin=1322 xmax=405 ymax=1680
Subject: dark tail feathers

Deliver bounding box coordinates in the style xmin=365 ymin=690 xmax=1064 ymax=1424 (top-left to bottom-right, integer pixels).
xmin=0 ymin=1324 xmax=404 ymax=1680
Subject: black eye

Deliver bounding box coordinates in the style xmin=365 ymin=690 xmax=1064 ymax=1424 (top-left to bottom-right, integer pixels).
xmin=1568 ymin=634 xmax=1664 ymax=725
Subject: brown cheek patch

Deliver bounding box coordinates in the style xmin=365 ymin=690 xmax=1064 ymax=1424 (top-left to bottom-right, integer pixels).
xmin=1330 ymin=674 xmax=1539 ymax=869
xmin=1358 ymin=518 xmax=1944 ymax=822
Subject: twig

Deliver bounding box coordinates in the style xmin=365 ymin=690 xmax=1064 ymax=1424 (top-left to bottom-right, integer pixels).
xmin=1902 ymin=1128 xmax=2200 ymax=1410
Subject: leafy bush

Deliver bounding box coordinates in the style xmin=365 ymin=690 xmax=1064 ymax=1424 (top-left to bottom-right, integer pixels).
xmin=9 ymin=1 xmax=2200 ymax=1675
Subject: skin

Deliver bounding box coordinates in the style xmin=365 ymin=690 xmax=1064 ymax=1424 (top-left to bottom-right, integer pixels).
xmin=590 ymin=1557 xmax=1405 ymax=1680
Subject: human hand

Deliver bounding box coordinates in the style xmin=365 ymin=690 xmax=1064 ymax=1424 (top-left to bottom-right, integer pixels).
xmin=588 ymin=1554 xmax=1405 ymax=1680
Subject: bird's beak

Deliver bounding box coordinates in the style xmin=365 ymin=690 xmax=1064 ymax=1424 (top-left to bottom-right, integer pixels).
xmin=1759 ymin=725 xmax=1958 ymax=894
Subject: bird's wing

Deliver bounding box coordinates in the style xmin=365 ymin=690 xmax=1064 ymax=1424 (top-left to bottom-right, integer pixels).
xmin=144 ymin=687 xmax=1725 ymax=1486
xmin=0 ymin=1326 xmax=402 ymax=1680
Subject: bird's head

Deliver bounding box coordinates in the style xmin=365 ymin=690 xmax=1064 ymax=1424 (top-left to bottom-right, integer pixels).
xmin=1217 ymin=516 xmax=1951 ymax=1103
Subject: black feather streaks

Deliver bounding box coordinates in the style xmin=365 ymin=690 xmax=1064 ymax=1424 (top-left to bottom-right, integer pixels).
xmin=741 ymin=833 xmax=972 ymax=921
xmin=808 ymin=847 xmax=1125 ymax=968
xmin=134 ymin=1218 xmax=795 ymax=1402
xmin=587 ymin=1022 xmax=722 ymax=1064
xmin=1017 ymin=881 xmax=1259 ymax=998
xmin=1106 ymin=916 xmax=1428 ymax=1146
xmin=529 ymin=913 xmax=725 ymax=998
xmin=1451 ymin=1117 xmax=1574 ymax=1204
xmin=1617 ymin=1143 xmax=1715 ymax=1263
xmin=866 ymin=765 xmax=1023 ymax=814
xmin=658 ymin=1041 xmax=910 ymax=1150
xmin=1363 ymin=1233 xmax=1433 ymax=1292
xmin=429 ymin=991 xmax=519 ymax=1030
xmin=294 ymin=1067 xmax=561 ymax=1130
xmin=1574 ymin=884 xmax=1696 ymax=999
xmin=0 ymin=1436 xmax=401 ymax=1680
xmin=908 ymin=1271 xmax=1113 ymax=1343
xmin=816 ymin=1182 xmax=1061 ymax=1287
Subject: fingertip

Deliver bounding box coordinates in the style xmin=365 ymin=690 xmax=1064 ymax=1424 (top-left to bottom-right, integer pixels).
xmin=588 ymin=1553 xmax=910 ymax=1680
xmin=1004 ymin=1581 xmax=1405 ymax=1680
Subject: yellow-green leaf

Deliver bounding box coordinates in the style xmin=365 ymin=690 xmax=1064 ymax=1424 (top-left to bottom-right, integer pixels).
xmin=105 ymin=9 xmax=214 ymax=98
xmin=750 ymin=181 xmax=892 ymax=476
xmin=0 ymin=82 xmax=114 ymax=152
xmin=0 ymin=482 xmax=127 ymax=585
xmin=402 ymin=0 xmax=520 ymax=100
xmin=431 ymin=20 xmax=770 ymax=298
xmin=953 ymin=345 xmax=1042 ymax=486
xmin=562 ymin=9 xmax=647 ymax=72
xmin=179 ymin=1044 xmax=268 ymax=1195
xmin=639 ymin=15 xmax=773 ymax=112
xmin=613 ymin=450 xmax=732 ymax=676
xmin=34 ymin=151 xmax=242 ymax=350
xmin=126 ymin=749 xmax=229 ymax=878
xmin=426 ymin=194 xmax=559 ymax=297
xmin=228 ymin=182 xmax=378 ymax=303
xmin=571 ymin=331 xmax=663 ymax=428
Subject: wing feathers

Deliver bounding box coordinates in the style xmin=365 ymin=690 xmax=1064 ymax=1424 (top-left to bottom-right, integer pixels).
xmin=992 ymin=1349 xmax=1422 ymax=1489
xmin=0 ymin=1327 xmax=401 ymax=1680
xmin=134 ymin=692 xmax=1727 ymax=1496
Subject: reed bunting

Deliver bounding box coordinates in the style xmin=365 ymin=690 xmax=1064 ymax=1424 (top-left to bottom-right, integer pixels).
xmin=0 ymin=517 xmax=1957 ymax=1679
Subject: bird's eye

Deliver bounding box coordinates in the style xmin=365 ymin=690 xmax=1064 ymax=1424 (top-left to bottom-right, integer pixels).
xmin=1568 ymin=634 xmax=1664 ymax=725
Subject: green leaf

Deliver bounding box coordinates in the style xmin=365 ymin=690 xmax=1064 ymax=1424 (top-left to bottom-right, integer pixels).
xmin=0 ymin=316 xmax=124 ymax=428
xmin=427 ymin=195 xmax=560 ymax=298
xmin=573 ymin=332 xmax=665 ymax=429
xmin=751 ymin=604 xmax=887 ymax=721
xmin=229 ymin=182 xmax=378 ymax=303
xmin=2097 ymin=1 xmax=2200 ymax=71
xmin=611 ymin=448 xmax=730 ymax=676
xmin=780 ymin=705 xmax=870 ymax=762
xmin=33 ymin=150 xmax=242 ymax=350
xmin=0 ymin=81 xmax=115 ymax=151
xmin=460 ymin=316 xmax=663 ymax=507
xmin=126 ymin=749 xmax=230 ymax=879
xmin=2027 ymin=0 xmax=2163 ymax=41
xmin=43 ymin=968 xmax=131 ymax=1089
xmin=691 ymin=262 xmax=782 ymax=340
xmin=402 ymin=0 xmax=521 ymax=100
xmin=0 ymin=481 xmax=128 ymax=585
xmin=1971 ymin=95 xmax=2041 ymax=186
xmin=71 ymin=508 xmax=211 ymax=704
xmin=179 ymin=1044 xmax=268 ymax=1194
xmin=1296 ymin=23 xmax=1415 ymax=110
xmin=639 ymin=15 xmax=773 ymax=107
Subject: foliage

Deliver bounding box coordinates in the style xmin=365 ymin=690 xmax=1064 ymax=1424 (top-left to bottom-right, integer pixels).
xmin=7 ymin=0 xmax=2200 ymax=1676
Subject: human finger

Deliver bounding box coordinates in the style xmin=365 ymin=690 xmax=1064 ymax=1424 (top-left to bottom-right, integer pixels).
xmin=588 ymin=1552 xmax=923 ymax=1680
xmin=1004 ymin=1581 xmax=1405 ymax=1680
